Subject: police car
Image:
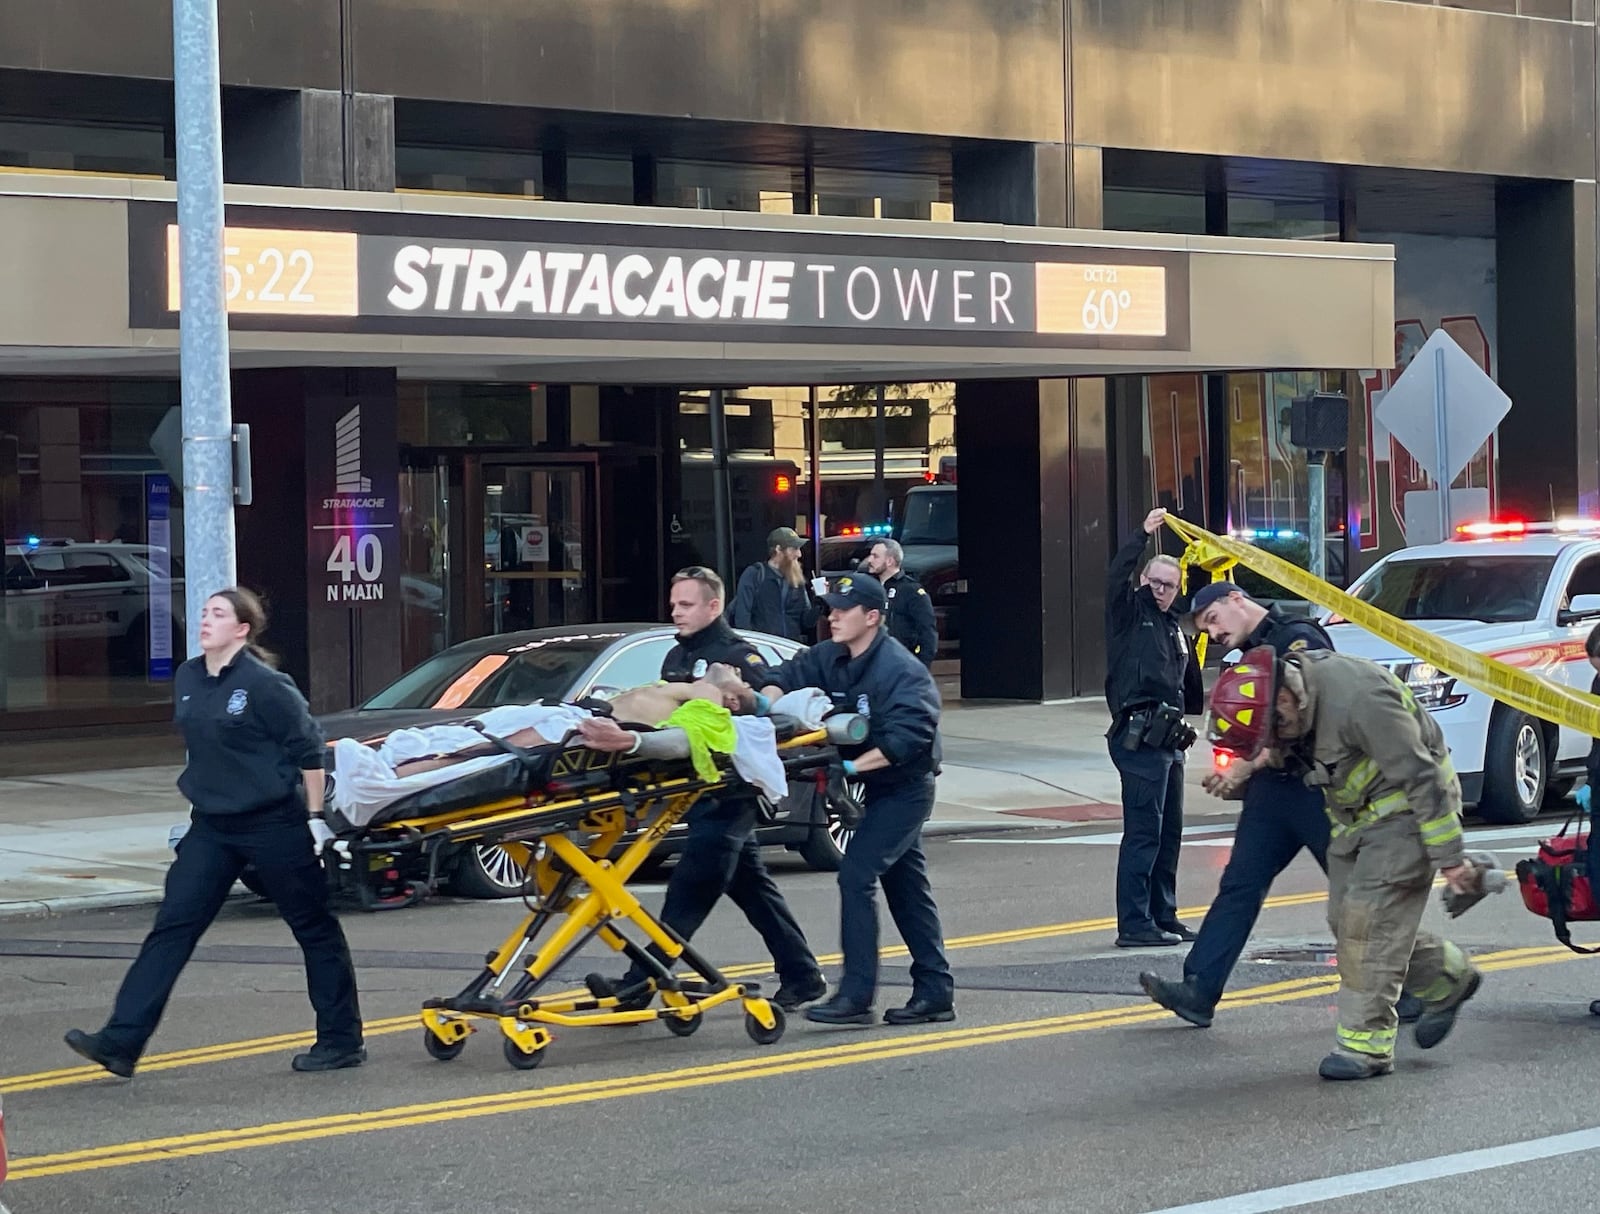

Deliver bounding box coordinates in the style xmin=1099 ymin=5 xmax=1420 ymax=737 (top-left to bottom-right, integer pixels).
xmin=1321 ymin=519 xmax=1600 ymax=824
xmin=4 ymin=539 xmax=185 ymax=674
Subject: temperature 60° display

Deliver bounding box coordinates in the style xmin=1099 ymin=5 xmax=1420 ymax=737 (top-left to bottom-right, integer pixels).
xmin=1033 ymin=263 xmax=1168 ymax=338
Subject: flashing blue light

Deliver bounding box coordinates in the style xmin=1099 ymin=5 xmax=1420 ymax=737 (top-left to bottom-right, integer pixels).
xmin=24 ymin=534 xmax=40 ymax=547
xmin=1275 ymin=529 xmax=1295 ymax=540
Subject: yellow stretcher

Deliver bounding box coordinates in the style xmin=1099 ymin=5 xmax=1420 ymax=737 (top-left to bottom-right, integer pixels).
xmin=335 ymin=711 xmax=860 ymax=1071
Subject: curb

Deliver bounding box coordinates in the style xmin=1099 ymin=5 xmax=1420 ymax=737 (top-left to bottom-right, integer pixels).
xmin=0 ymin=889 xmax=170 ymax=922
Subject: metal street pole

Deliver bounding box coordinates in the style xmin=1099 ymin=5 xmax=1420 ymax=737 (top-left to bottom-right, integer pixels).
xmin=1307 ymin=452 xmax=1326 ymax=581
xmin=174 ymin=0 xmax=237 ymax=657
xmin=1433 ymin=344 xmax=1450 ymax=543
xmin=708 ymin=388 xmax=733 ymax=587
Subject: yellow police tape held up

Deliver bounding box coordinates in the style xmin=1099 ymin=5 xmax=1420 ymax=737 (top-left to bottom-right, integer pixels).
xmin=1159 ymin=514 xmax=1600 ymax=739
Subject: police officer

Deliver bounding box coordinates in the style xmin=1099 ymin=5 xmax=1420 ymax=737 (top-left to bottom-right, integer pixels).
xmin=1138 ymin=581 xmax=1337 ymax=1022
xmin=1105 ymin=508 xmax=1204 ymax=948
xmin=64 ymin=588 xmax=364 ymax=1077
xmin=862 ymin=538 xmax=938 ymax=669
xmin=754 ymin=572 xmax=954 ymax=1026
xmin=586 ymin=566 xmax=826 ymax=1012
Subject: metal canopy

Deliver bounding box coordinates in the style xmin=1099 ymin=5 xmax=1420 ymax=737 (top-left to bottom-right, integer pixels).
xmin=0 ymin=176 xmax=1396 ymax=384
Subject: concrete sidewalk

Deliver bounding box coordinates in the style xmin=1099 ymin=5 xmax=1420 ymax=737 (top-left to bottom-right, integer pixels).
xmin=0 ymin=697 xmax=1228 ymax=919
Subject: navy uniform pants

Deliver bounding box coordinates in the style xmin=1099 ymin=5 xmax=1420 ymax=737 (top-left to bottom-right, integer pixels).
xmin=101 ymin=805 xmax=363 ymax=1061
xmin=835 ymin=774 xmax=954 ymax=1008
xmin=1182 ymin=768 xmax=1330 ymax=1005
xmin=1110 ymin=726 xmax=1187 ymax=936
xmin=624 ymin=793 xmax=821 ymax=989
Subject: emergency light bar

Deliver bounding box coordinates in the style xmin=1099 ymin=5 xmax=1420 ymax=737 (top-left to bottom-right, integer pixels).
xmin=1453 ymin=518 xmax=1600 ymax=539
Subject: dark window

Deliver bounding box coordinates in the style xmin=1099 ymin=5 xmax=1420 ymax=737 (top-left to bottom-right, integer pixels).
xmin=361 ymin=638 xmax=612 ymax=710
xmin=589 ymin=638 xmax=672 ymax=695
xmin=1353 ymin=557 xmax=1555 ymax=623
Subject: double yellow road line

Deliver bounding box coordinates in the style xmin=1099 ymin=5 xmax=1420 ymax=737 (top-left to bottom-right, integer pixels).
xmin=6 ymin=943 xmax=1578 ymax=1182
xmin=0 ymin=890 xmax=1330 ymax=1097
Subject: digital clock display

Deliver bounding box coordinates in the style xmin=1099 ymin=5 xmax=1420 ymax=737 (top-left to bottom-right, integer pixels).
xmin=1033 ymin=262 xmax=1168 ymax=338
xmin=165 ymin=225 xmax=359 ymax=316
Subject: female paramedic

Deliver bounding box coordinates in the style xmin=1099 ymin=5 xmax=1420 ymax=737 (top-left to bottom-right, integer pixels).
xmin=64 ymin=587 xmax=366 ymax=1077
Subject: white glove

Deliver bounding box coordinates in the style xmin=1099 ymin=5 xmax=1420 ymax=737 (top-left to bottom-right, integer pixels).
xmin=309 ymin=817 xmax=337 ymax=856
xmin=811 ymin=577 xmax=829 ymax=597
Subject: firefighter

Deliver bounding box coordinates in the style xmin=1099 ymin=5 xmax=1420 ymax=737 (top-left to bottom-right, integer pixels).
xmin=1205 ymin=645 xmax=1482 ymax=1080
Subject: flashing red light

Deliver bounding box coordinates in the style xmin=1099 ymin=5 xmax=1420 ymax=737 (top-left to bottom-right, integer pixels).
xmin=842 ymin=525 xmax=863 ymax=536
xmin=1214 ymin=751 xmax=1232 ymax=770
xmin=1455 ymin=520 xmax=1526 ymax=538
xmin=774 ymin=474 xmax=792 ymax=493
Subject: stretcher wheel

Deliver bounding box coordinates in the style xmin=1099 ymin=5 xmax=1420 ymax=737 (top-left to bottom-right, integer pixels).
xmin=423 ymin=1030 xmax=467 ymax=1062
xmin=662 ymin=1008 xmax=702 ymax=1037
xmin=503 ymin=1038 xmax=546 ymax=1070
xmin=745 ymin=1005 xmax=786 ymax=1046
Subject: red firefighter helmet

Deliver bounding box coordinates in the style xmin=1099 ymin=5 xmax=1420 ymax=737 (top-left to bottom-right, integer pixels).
xmin=1207 ymin=645 xmax=1279 ymax=760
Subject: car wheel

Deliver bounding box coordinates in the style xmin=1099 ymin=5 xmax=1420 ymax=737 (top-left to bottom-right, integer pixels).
xmin=1479 ymin=709 xmax=1548 ymax=825
xmin=449 ymin=844 xmax=528 ymax=899
xmin=798 ymin=778 xmax=864 ymax=872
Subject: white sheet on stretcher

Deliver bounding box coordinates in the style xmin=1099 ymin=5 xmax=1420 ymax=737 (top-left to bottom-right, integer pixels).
xmin=331 ymin=704 xmax=789 ymax=827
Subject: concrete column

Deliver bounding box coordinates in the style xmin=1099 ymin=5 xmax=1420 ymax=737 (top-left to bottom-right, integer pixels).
xmin=232 ymin=368 xmax=403 ymax=714
xmin=1494 ymin=180 xmax=1598 ymax=518
xmin=952 ymin=141 xmax=1112 ymax=699
xmin=224 ymin=88 xmax=394 ymax=190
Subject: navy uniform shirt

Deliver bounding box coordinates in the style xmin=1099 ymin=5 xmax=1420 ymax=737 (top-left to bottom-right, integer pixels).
xmin=660 ymin=619 xmax=774 ymax=687
xmin=1244 ymin=603 xmax=1335 ymax=659
xmin=883 ymin=570 xmax=938 ymax=669
xmin=767 ymin=629 xmax=941 ymax=786
xmin=174 ymin=649 xmax=325 ymax=816
xmin=1103 ymin=530 xmax=1204 ymax=718
xmin=1241 ymin=605 xmax=1333 ymax=789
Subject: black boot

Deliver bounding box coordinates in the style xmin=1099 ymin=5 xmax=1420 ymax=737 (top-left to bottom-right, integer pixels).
xmin=1414 ymin=969 xmax=1482 ymax=1050
xmin=64 ymin=1028 xmax=135 ymax=1079
xmin=1318 ymin=1050 xmax=1393 ymax=1080
xmin=1138 ymin=972 xmax=1215 ymax=1028
xmin=584 ymin=972 xmax=653 ymax=1012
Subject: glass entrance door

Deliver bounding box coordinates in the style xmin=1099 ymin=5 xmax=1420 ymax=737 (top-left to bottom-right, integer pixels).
xmin=481 ymin=462 xmax=596 ymax=633
xmin=398 ymin=459 xmax=451 ymax=669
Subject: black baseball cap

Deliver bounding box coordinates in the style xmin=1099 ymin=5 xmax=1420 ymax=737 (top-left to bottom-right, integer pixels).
xmin=1190 ymin=580 xmax=1249 ymax=618
xmin=767 ymin=526 xmax=804 ymax=549
xmin=821 ymin=572 xmax=887 ymax=613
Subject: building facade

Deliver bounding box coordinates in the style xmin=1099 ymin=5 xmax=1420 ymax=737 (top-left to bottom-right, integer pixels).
xmin=0 ymin=0 xmax=1590 ymax=747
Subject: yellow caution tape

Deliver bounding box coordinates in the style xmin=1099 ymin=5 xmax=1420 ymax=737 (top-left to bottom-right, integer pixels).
xmin=1161 ymin=515 xmax=1600 ymax=738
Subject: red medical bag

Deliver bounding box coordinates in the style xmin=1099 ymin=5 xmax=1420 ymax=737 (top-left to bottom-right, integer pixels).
xmin=1515 ymin=822 xmax=1600 ymax=954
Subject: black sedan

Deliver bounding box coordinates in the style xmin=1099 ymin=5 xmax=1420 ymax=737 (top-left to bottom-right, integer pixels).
xmin=313 ymin=623 xmax=859 ymax=899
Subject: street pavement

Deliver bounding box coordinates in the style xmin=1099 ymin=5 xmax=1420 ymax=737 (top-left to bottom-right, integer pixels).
xmin=0 ymin=696 xmax=1226 ymax=918
xmin=2 ymin=798 xmax=1596 ymax=1213
xmin=5 ymin=690 xmax=1599 ymax=1212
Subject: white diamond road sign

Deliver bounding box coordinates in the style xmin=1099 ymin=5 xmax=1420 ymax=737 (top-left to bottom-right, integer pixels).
xmin=1374 ymin=328 xmax=1510 ymax=488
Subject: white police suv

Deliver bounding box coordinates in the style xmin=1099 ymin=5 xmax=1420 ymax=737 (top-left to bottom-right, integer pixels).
xmin=1320 ymin=519 xmax=1600 ymax=824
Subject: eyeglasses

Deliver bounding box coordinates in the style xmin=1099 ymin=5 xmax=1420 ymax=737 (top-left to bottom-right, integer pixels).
xmin=674 ymin=566 xmax=714 ymax=580
xmin=1144 ymin=577 xmax=1180 ymax=593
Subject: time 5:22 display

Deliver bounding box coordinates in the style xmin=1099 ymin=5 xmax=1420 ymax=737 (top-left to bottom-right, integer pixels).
xmin=165 ymin=226 xmax=359 ymax=317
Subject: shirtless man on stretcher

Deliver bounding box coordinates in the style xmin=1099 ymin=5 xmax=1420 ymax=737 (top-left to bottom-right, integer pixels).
xmin=389 ymin=664 xmax=755 ymax=778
